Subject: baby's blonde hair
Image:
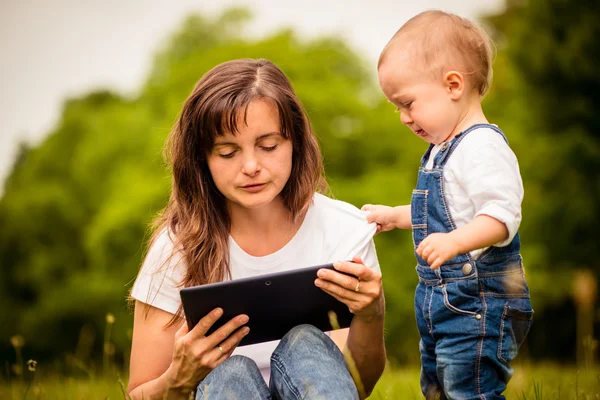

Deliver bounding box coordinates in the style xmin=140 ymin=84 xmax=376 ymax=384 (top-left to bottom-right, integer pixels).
xmin=379 ymin=10 xmax=494 ymax=96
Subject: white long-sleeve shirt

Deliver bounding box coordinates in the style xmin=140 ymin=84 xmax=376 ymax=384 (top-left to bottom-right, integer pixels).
xmin=424 ymin=126 xmax=524 ymax=259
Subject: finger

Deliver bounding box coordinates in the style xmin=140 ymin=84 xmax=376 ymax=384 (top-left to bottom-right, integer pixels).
xmin=316 ymin=279 xmax=362 ymax=303
xmin=329 ymin=258 xmax=365 ymax=279
xmin=315 ymin=266 xmax=360 ymax=293
xmin=205 ymin=314 xmax=249 ymax=348
xmin=416 ymin=244 xmax=426 ymax=258
xmin=189 ymin=307 xmax=224 ymax=337
xmin=216 ymin=325 xmax=251 ymax=360
xmin=430 ymin=257 xmax=443 ymax=270
xmin=426 ymin=251 xmax=438 ymax=265
xmin=361 ymin=204 xmax=374 ymax=212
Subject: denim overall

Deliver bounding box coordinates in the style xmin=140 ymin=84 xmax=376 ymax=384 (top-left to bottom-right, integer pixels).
xmin=412 ymin=124 xmax=534 ymax=400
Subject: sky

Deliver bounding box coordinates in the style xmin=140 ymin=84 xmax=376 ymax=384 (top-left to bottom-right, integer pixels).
xmin=0 ymin=0 xmax=505 ymax=193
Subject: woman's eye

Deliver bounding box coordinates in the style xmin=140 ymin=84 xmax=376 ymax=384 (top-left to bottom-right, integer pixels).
xmin=219 ymin=151 xmax=236 ymax=159
xmin=261 ymin=145 xmax=277 ymax=152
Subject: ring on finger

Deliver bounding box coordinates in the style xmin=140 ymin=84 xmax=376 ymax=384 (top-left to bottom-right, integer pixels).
xmin=218 ymin=345 xmax=224 ymax=355
xmin=354 ymin=279 xmax=361 ymax=293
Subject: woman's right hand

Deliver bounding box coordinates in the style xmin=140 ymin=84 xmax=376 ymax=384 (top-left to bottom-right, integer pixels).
xmin=164 ymin=308 xmax=250 ymax=394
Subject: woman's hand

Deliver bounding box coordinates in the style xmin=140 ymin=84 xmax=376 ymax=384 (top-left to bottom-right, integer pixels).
xmin=315 ymin=256 xmax=384 ymax=322
xmin=164 ymin=308 xmax=250 ymax=395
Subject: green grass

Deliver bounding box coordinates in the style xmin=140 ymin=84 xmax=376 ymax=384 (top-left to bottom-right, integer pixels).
xmin=369 ymin=363 xmax=600 ymax=399
xmin=1 ymin=364 xmax=599 ymax=399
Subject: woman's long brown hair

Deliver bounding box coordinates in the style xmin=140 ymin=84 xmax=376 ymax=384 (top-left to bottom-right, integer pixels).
xmin=142 ymin=59 xmax=328 ymax=321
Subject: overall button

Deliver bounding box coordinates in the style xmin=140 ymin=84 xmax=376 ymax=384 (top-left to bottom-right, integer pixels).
xmin=475 ymin=314 xmax=482 ymax=320
xmin=462 ymin=263 xmax=472 ymax=275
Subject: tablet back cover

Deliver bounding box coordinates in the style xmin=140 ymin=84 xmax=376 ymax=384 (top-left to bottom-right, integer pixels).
xmin=180 ymin=264 xmax=354 ymax=346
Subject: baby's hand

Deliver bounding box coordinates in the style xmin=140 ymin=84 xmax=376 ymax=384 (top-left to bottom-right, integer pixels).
xmin=416 ymin=233 xmax=461 ymax=269
xmin=361 ymin=204 xmax=398 ymax=234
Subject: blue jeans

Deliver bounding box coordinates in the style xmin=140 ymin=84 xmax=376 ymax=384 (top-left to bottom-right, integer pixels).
xmin=195 ymin=324 xmax=359 ymax=399
xmin=415 ymin=256 xmax=534 ymax=399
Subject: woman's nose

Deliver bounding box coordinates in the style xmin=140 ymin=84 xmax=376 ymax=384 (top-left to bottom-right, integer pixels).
xmin=241 ymin=153 xmax=260 ymax=176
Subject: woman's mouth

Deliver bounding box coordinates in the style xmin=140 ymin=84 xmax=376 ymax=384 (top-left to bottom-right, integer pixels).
xmin=241 ymin=183 xmax=266 ymax=192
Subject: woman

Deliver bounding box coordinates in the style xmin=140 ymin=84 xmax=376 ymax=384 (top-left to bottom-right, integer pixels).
xmin=128 ymin=58 xmax=386 ymax=399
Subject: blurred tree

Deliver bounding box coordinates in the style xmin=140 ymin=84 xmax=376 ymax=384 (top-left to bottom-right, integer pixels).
xmin=0 ymin=7 xmax=421 ymax=366
xmin=488 ymin=0 xmax=600 ymax=276
xmin=2 ymin=0 xmax=597 ymax=368
xmin=483 ymin=0 xmax=600 ymax=361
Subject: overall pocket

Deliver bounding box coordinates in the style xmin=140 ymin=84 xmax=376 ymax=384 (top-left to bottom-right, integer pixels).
xmin=498 ymin=299 xmax=534 ymax=365
xmin=441 ymin=279 xmax=481 ymax=317
xmin=411 ymin=189 xmax=428 ymax=247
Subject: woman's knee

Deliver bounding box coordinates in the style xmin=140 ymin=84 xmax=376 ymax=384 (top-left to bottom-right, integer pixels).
xmin=220 ymin=355 xmax=257 ymax=371
xmin=201 ymin=355 xmax=261 ymax=384
xmin=197 ymin=355 xmax=268 ymax=397
xmin=281 ymin=324 xmax=328 ymax=346
xmin=273 ymin=324 xmax=339 ymax=361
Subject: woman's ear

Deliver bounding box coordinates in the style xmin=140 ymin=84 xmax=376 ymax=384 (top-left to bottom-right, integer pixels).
xmin=444 ymin=71 xmax=464 ymax=100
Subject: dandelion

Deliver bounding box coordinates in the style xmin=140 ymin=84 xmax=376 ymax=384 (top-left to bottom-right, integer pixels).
xmin=104 ymin=312 xmax=115 ymax=375
xmin=23 ymin=359 xmax=39 ymax=399
xmin=10 ymin=334 xmax=25 ymax=378
xmin=104 ymin=342 xmax=116 ymax=356
xmin=11 ymin=364 xmax=22 ymax=376
xmin=573 ymin=270 xmax=598 ymax=367
xmin=10 ymin=334 xmax=24 ymax=348
xmin=27 ymin=359 xmax=37 ymax=372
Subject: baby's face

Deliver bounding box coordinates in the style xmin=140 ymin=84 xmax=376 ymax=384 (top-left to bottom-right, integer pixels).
xmin=378 ymin=53 xmax=463 ymax=145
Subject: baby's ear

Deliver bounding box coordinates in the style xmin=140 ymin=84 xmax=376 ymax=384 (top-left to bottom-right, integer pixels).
xmin=444 ymin=71 xmax=464 ymax=100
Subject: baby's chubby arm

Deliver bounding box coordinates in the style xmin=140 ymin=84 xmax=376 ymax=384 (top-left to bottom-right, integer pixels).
xmin=417 ymin=215 xmax=508 ymax=269
xmin=361 ymin=204 xmax=411 ymax=232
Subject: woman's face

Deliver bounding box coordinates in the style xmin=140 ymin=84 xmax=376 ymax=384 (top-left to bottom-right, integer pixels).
xmin=206 ymin=98 xmax=293 ymax=213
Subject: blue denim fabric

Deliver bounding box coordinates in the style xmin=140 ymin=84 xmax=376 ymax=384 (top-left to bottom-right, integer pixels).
xmin=195 ymin=324 xmax=359 ymax=400
xmin=412 ymin=124 xmax=534 ymax=399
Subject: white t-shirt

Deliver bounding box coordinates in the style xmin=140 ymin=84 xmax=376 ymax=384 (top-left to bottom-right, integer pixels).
xmin=424 ymin=126 xmax=524 ymax=259
xmin=130 ymin=193 xmax=380 ymax=381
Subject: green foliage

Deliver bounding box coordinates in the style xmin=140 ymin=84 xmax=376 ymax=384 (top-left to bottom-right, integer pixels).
xmin=485 ymin=0 xmax=600 ymax=278
xmin=1 ymin=1 xmax=598 ymax=367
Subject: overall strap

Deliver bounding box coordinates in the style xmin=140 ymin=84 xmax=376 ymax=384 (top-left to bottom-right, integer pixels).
xmin=420 ymin=144 xmax=435 ymax=168
xmin=434 ymin=123 xmax=508 ymax=168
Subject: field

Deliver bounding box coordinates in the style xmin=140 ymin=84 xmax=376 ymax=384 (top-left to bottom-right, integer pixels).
xmin=2 ymin=363 xmax=599 ymax=399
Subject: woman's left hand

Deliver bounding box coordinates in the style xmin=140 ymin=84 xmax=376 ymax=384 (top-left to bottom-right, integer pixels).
xmin=315 ymin=256 xmax=384 ymax=321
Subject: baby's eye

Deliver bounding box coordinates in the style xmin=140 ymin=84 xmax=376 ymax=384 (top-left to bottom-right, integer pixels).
xmin=403 ymin=101 xmax=413 ymax=109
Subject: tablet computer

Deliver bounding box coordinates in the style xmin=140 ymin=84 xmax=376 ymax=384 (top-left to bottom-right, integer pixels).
xmin=179 ymin=263 xmax=355 ymax=346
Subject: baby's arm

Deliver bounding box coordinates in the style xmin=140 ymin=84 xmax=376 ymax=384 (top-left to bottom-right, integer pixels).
xmin=361 ymin=204 xmax=411 ymax=232
xmin=417 ymin=216 xmax=508 ymax=269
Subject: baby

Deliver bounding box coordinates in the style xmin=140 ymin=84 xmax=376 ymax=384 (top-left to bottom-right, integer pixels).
xmin=364 ymin=10 xmax=534 ymax=399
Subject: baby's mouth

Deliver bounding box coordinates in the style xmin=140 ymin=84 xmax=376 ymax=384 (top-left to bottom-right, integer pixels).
xmin=415 ymin=129 xmax=425 ymax=136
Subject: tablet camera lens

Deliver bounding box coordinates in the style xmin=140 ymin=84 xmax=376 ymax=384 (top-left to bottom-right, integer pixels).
xmin=265 ymin=280 xmax=271 ymax=286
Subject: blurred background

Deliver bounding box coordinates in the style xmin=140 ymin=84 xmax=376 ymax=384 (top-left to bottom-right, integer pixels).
xmin=1 ymin=0 xmax=599 ymax=397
